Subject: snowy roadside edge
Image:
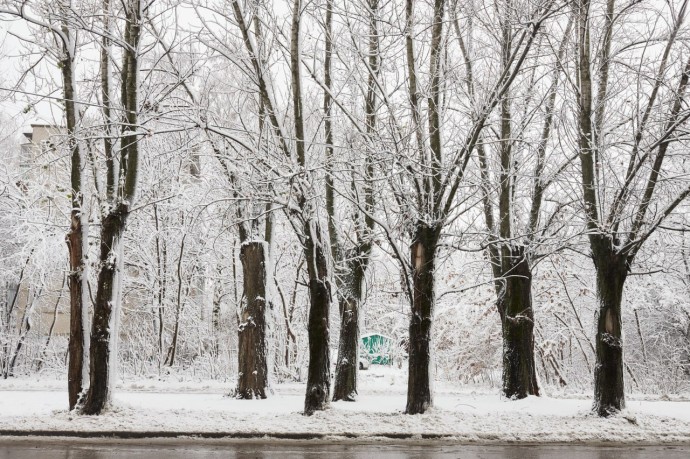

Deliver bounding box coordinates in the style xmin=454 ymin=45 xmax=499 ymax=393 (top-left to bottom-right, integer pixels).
xmin=1 ymin=430 xmax=690 ymax=446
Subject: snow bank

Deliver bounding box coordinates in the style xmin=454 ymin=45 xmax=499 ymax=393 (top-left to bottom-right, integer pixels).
xmin=1 ymin=388 xmax=690 ymax=443
xmin=2 ymin=368 xmax=689 ymax=443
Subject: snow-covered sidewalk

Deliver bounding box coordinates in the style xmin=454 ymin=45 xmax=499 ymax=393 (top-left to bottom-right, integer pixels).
xmin=1 ymin=386 xmax=690 ymax=443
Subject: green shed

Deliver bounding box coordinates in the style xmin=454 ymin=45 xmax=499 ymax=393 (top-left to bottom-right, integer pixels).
xmin=360 ymin=333 xmax=393 ymax=365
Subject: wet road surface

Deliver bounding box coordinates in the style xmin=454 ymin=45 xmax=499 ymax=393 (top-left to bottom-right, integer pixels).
xmin=1 ymin=440 xmax=690 ymax=458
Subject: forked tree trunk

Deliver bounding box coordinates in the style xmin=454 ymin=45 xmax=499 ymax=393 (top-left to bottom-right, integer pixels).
xmin=304 ymin=224 xmax=332 ymax=415
xmin=406 ymin=223 xmax=440 ymax=414
xmin=331 ymin=0 xmax=377 ymax=404
xmin=80 ymin=204 xmax=129 ymax=415
xmin=499 ymin=246 xmax=539 ymax=399
xmin=593 ymin=248 xmax=627 ymax=416
xmin=332 ymin=294 xmax=359 ymax=401
xmin=235 ymin=241 xmax=269 ymax=399
xmin=80 ymin=0 xmax=140 ymax=415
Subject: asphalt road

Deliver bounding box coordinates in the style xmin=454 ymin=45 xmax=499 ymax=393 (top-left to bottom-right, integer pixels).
xmin=1 ymin=441 xmax=690 ymax=458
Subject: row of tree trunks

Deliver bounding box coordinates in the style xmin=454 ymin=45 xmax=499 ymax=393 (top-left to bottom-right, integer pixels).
xmin=228 ymin=0 xmax=333 ymax=414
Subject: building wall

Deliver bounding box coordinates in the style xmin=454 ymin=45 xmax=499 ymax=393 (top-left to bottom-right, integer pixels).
xmin=14 ymin=124 xmax=71 ymax=337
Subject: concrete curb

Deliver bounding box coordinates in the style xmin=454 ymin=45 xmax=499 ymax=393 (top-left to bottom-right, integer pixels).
xmin=0 ymin=430 xmax=454 ymax=440
xmin=1 ymin=431 xmax=690 ymax=447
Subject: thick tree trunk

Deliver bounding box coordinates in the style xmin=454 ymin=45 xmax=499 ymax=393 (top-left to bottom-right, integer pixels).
xmin=499 ymin=246 xmax=539 ymax=399
xmin=332 ymin=295 xmax=359 ymax=401
xmin=406 ymin=223 xmax=440 ymax=415
xmin=61 ymin=33 xmax=89 ymax=411
xmin=235 ymin=241 xmax=269 ymax=399
xmin=66 ymin=212 xmax=87 ymax=409
xmin=332 ymin=250 xmax=369 ymax=403
xmin=593 ymin=249 xmax=627 ymax=416
xmin=303 ymin=224 xmax=332 ymax=415
xmin=80 ymin=204 xmax=129 ymax=415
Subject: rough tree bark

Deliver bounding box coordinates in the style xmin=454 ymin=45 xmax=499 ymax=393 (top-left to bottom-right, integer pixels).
xmin=333 ymin=247 xmax=370 ymax=401
xmin=303 ymin=223 xmax=332 ymax=415
xmin=498 ymin=246 xmax=539 ymax=398
xmin=66 ymin=208 xmax=86 ymax=410
xmin=592 ymin=242 xmax=627 ymax=415
xmin=61 ymin=35 xmax=89 ymax=409
xmin=235 ymin=241 xmax=269 ymax=399
xmin=333 ymin=293 xmax=359 ymax=401
xmin=406 ymin=223 xmax=440 ymax=414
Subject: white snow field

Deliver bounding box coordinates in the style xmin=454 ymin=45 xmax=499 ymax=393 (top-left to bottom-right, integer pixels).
xmin=1 ymin=367 xmax=690 ymax=443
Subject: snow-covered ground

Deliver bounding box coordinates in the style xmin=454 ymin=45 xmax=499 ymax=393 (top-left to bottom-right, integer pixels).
xmin=1 ymin=367 xmax=690 ymax=443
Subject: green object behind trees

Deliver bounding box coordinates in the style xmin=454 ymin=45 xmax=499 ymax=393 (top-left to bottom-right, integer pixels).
xmin=361 ymin=333 xmax=393 ymax=365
